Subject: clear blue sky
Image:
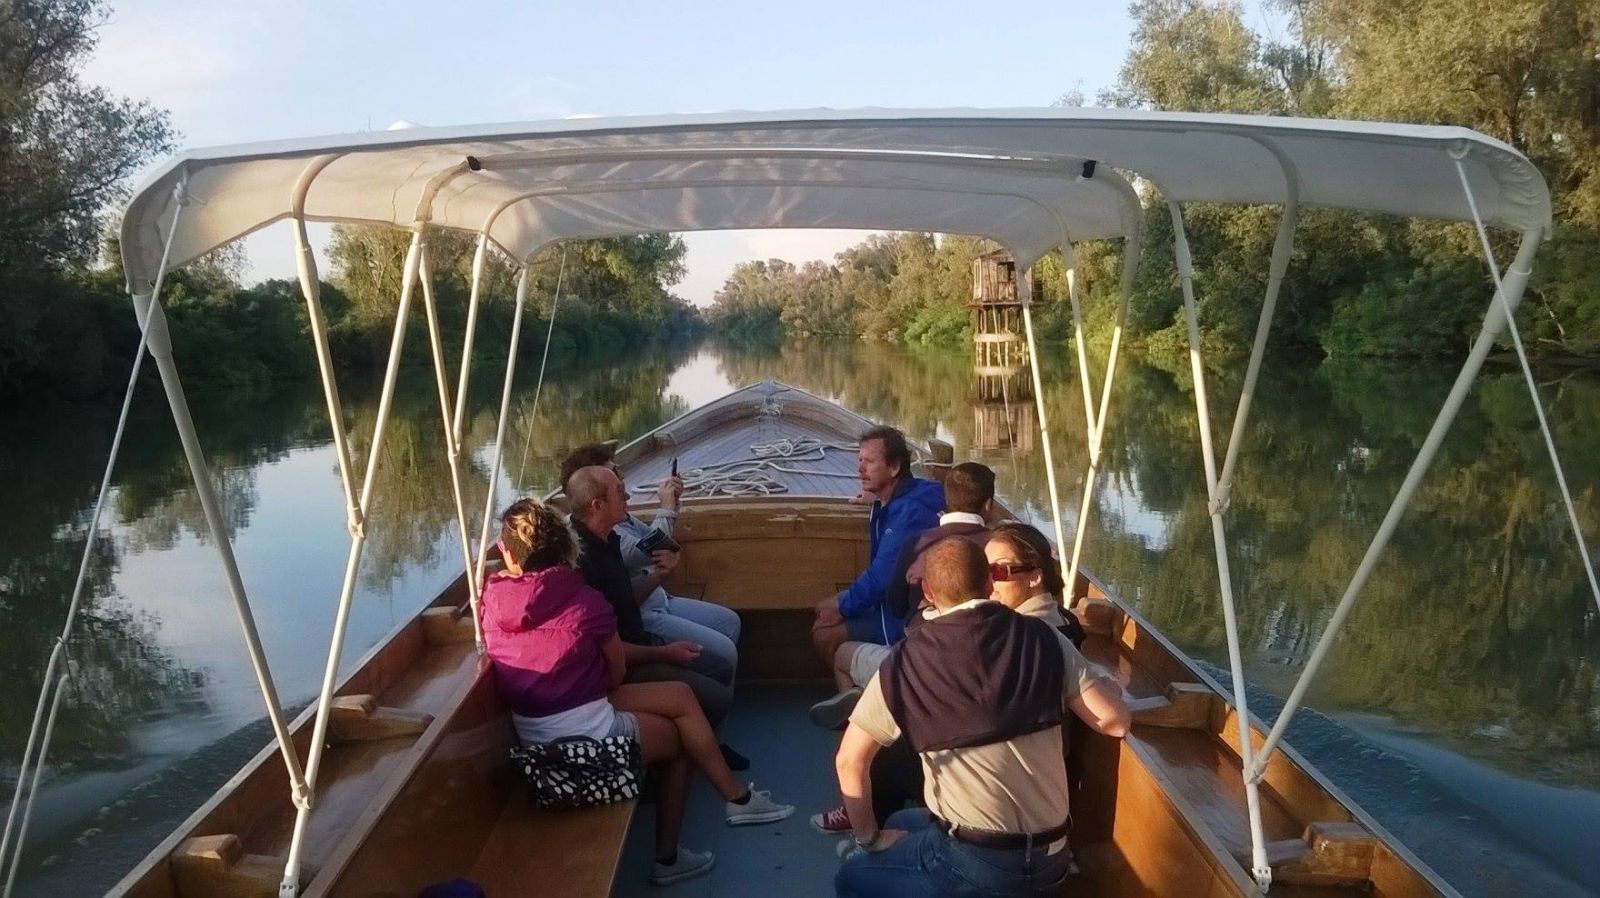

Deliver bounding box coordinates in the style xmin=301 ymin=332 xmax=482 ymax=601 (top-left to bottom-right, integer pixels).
xmin=86 ymin=0 xmax=1280 ymax=304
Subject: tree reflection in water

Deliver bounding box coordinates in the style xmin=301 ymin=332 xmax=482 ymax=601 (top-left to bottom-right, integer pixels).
xmin=2 ymin=337 xmax=1596 ymax=896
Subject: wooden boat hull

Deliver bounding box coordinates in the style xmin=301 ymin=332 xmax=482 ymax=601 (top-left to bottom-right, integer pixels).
xmin=109 ymin=382 xmax=1455 ymax=898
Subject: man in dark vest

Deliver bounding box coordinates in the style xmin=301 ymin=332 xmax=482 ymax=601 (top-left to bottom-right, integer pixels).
xmin=832 ymin=538 xmax=1131 ymax=897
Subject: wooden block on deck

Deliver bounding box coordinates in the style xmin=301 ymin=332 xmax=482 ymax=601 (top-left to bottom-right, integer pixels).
xmin=328 ymin=693 xmax=434 ymax=743
xmin=421 ymin=606 xmax=474 ymax=645
xmin=1276 ymin=821 xmax=1376 ymax=886
xmin=171 ymin=834 xmax=286 ymax=898
xmin=1131 ymin=682 xmax=1214 ymax=730
xmin=1077 ymin=597 xmax=1119 ymax=637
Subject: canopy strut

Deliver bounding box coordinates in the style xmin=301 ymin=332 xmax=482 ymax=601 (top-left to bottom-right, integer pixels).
xmin=1061 ymin=220 xmax=1143 ymax=598
xmin=1018 ymin=272 xmax=1070 ymax=578
xmin=515 ymin=247 xmax=568 ymax=487
xmin=1169 ymin=198 xmax=1275 ymax=892
xmin=0 ymin=179 xmax=198 ymax=898
xmin=472 ymin=266 xmax=534 ymax=589
xmin=1453 ymin=155 xmax=1600 ymax=615
xmin=418 ymin=243 xmax=487 ymax=648
xmin=280 ymin=230 xmax=425 ymax=897
xmin=1247 ymin=226 xmax=1543 ymax=783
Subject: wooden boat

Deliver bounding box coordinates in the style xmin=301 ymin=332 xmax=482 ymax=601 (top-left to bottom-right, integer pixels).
xmin=108 ymin=380 xmax=1456 ymax=898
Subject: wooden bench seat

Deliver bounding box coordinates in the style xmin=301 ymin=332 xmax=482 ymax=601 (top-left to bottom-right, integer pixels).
xmin=468 ymin=798 xmax=636 ymax=897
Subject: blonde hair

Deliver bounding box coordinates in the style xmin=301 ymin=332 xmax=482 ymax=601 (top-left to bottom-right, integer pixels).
xmin=500 ymin=498 xmax=578 ymax=573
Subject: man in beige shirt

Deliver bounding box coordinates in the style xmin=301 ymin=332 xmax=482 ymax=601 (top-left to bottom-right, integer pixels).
xmin=832 ymin=538 xmax=1130 ymax=897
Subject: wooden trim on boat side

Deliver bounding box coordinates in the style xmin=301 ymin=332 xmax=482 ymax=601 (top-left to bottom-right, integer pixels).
xmin=1077 ymin=572 xmax=1457 ymax=897
xmin=107 ymin=572 xmax=471 ymax=898
xmin=305 ymin=656 xmax=501 ymax=896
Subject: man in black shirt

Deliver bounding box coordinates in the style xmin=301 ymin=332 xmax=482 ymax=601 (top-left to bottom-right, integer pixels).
xmin=568 ymin=465 xmax=734 ymax=728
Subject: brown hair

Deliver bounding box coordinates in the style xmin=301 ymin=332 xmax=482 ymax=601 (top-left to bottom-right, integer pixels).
xmin=559 ymin=443 xmax=615 ymax=494
xmin=858 ymin=425 xmax=913 ymax=481
xmin=987 ymin=521 xmax=1065 ymax=598
xmin=500 ymin=498 xmax=578 ymax=573
xmin=920 ymin=537 xmax=991 ymax=607
xmin=943 ymin=462 xmax=996 ymax=515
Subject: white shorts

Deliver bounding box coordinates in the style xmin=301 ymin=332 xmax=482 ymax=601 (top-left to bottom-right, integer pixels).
xmin=849 ymin=643 xmax=893 ymax=687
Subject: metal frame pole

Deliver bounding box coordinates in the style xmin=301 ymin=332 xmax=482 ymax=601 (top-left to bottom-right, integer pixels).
xmin=1452 ymin=156 xmax=1599 ymax=615
xmin=1064 ymin=226 xmax=1143 ymax=597
xmin=1249 ymin=228 xmax=1545 ymax=778
xmin=0 ymin=181 xmax=192 ymax=888
xmin=473 ymin=266 xmax=533 ymax=587
xmin=417 ymin=245 xmax=486 ymax=647
xmin=1216 ymin=143 xmax=1300 ymax=508
xmin=280 ymin=229 xmax=425 ymax=897
xmin=1019 ymin=270 xmax=1071 ymax=579
xmin=1170 ymin=199 xmax=1273 ymax=891
xmin=135 ymin=286 xmax=313 ymax=816
xmin=291 ymin=157 xmax=361 ymax=534
xmin=0 ymin=675 xmax=67 ymax=897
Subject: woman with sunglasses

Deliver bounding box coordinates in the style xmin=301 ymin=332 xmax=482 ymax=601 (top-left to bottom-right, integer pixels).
xmin=983 ymin=522 xmax=1087 ymax=647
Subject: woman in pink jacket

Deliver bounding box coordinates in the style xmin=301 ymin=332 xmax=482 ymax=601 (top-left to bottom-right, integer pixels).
xmin=481 ymin=498 xmax=793 ymax=886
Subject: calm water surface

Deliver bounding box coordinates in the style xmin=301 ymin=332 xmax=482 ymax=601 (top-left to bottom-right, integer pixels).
xmin=2 ymin=339 xmax=1596 ymax=896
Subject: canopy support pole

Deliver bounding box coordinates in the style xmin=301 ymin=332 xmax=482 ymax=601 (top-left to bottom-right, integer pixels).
xmin=280 ymin=230 xmax=425 ymax=898
xmin=515 ymin=248 xmax=568 ymax=486
xmin=1019 ymin=270 xmax=1070 ymax=577
xmin=1247 ymin=226 xmax=1543 ymax=780
xmin=417 ymin=245 xmax=486 ymax=648
xmin=1453 ymin=157 xmax=1599 ymax=614
xmin=454 ymin=234 xmax=489 ymax=448
xmin=0 ymin=181 xmax=195 ymax=896
xmin=472 ymin=266 xmax=533 ymax=587
xmin=134 ymin=271 xmax=316 ymax=826
xmin=0 ymin=675 xmax=66 ymax=898
xmin=291 ymin=156 xmax=361 ymax=535
xmin=1063 ymin=226 xmax=1143 ymax=599
xmin=1216 ymin=144 xmax=1299 ymax=508
xmin=1169 ymin=200 xmax=1272 ymax=892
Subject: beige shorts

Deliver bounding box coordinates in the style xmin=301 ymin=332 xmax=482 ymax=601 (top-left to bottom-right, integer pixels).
xmin=849 ymin=643 xmax=893 ymax=687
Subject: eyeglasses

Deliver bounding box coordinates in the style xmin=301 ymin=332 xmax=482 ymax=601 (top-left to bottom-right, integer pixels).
xmin=989 ymin=561 xmax=1037 ymax=582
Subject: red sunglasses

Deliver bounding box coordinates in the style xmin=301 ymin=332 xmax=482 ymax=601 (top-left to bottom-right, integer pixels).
xmin=989 ymin=561 xmax=1037 ymax=582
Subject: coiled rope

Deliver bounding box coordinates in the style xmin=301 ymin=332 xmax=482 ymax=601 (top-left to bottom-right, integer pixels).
xmin=630 ymin=437 xmax=859 ymax=499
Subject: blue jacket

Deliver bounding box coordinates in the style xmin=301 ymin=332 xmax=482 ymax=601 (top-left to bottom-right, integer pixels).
xmin=839 ymin=476 xmax=945 ymax=644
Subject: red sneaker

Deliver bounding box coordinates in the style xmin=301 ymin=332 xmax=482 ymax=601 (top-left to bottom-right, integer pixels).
xmin=809 ymin=805 xmax=852 ymax=835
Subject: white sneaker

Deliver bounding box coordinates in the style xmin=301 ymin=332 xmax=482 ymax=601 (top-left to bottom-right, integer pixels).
xmin=650 ymin=846 xmax=714 ymax=886
xmin=725 ymin=785 xmax=795 ymax=826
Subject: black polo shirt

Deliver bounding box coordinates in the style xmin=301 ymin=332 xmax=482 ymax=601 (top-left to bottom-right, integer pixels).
xmin=572 ymin=516 xmax=653 ymax=646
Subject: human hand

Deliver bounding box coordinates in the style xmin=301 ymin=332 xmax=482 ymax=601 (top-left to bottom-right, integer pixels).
xmin=660 ymin=641 xmax=702 ymax=665
xmin=813 ymin=595 xmax=843 ymax=630
xmin=650 ymin=549 xmax=680 ymax=575
xmin=658 ymin=475 xmax=685 ymax=510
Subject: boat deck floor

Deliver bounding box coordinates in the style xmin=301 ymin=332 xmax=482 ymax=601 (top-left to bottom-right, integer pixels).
xmin=613 ymin=683 xmax=845 ymax=898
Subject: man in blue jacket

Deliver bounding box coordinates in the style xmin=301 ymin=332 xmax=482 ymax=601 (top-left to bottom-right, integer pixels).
xmin=811 ymin=425 xmax=944 ymax=670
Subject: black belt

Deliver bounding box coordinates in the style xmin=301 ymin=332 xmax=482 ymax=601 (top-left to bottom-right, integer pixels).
xmin=932 ymin=814 xmax=1072 ymax=850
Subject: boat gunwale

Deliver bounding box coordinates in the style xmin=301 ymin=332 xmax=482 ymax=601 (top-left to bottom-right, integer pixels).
xmin=104 ymin=571 xmax=468 ymax=897
xmin=107 ymin=382 xmax=1456 ymax=898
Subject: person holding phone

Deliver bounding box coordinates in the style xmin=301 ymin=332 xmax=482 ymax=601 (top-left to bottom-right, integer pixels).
xmin=561 ymin=445 xmax=749 ymax=770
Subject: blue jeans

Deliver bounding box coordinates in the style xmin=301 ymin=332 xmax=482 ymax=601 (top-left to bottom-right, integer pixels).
xmin=639 ymin=592 xmax=740 ymax=686
xmin=835 ymin=809 xmax=1073 ymax=897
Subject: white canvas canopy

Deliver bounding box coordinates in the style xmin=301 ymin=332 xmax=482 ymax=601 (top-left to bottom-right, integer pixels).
xmin=118 ymin=107 xmax=1551 ymax=293
xmin=8 ymin=108 xmax=1581 ymax=898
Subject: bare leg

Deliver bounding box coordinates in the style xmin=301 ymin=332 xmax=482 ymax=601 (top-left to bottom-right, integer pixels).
xmin=812 ymin=595 xmax=850 ymax=667
xmin=833 ymin=642 xmax=862 ymax=692
xmin=614 ymin=681 xmax=744 ymax=800
xmin=634 ymin=711 xmax=689 ymax=858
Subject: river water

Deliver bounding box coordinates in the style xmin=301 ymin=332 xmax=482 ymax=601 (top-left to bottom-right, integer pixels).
xmin=1 ymin=338 xmax=1596 ymax=896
